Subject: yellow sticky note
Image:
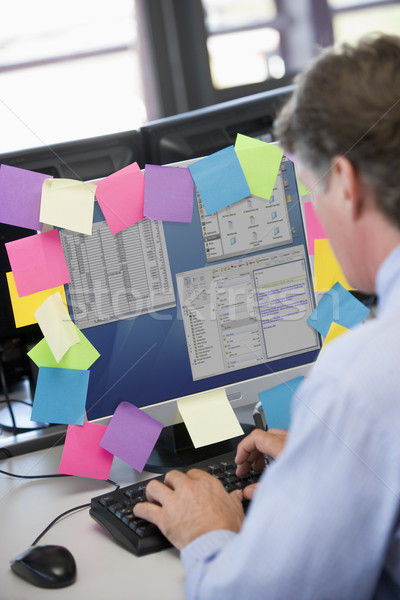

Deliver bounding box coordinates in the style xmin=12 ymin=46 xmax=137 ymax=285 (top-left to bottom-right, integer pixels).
xmin=34 ymin=292 xmax=80 ymax=363
xmin=40 ymin=178 xmax=96 ymax=235
xmin=322 ymin=322 xmax=349 ymax=349
xmin=314 ymin=239 xmax=355 ymax=293
xmin=177 ymin=389 xmax=244 ymax=449
xmin=6 ymin=271 xmax=67 ymax=328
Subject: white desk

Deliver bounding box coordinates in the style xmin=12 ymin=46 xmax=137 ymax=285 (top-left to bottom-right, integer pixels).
xmin=0 ymin=445 xmax=186 ymax=600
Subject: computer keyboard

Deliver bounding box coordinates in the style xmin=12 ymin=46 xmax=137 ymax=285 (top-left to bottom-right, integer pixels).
xmin=90 ymin=450 xmax=262 ymax=556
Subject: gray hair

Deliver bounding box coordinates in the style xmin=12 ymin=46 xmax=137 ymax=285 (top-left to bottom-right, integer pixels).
xmin=274 ymin=33 xmax=400 ymax=227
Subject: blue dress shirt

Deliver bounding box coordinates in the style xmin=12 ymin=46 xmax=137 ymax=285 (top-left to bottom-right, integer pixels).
xmin=181 ymin=244 xmax=400 ymax=599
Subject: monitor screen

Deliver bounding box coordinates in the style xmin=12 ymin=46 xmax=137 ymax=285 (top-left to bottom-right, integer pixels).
xmin=59 ymin=155 xmax=320 ymax=430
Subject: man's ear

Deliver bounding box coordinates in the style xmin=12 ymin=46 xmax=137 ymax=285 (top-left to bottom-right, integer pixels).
xmin=331 ymin=156 xmax=363 ymax=221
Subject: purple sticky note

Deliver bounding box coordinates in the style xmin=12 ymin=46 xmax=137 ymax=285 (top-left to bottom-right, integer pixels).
xmin=5 ymin=228 xmax=70 ymax=297
xmin=144 ymin=164 xmax=194 ymax=222
xmin=58 ymin=423 xmax=114 ymax=480
xmin=95 ymin=162 xmax=144 ymax=234
xmin=0 ymin=164 xmax=52 ymax=231
xmin=304 ymin=202 xmax=327 ymax=254
xmin=100 ymin=402 xmax=163 ymax=472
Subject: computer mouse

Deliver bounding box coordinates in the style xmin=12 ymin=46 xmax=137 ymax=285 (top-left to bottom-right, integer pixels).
xmin=10 ymin=544 xmax=77 ymax=588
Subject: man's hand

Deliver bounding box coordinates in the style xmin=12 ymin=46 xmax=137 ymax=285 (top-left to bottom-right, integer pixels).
xmin=133 ymin=469 xmax=245 ymax=550
xmin=235 ymin=429 xmax=288 ymax=499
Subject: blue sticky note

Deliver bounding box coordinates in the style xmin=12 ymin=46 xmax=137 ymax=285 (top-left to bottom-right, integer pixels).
xmin=259 ymin=376 xmax=304 ymax=430
xmin=31 ymin=366 xmax=89 ymax=425
xmin=308 ymin=282 xmax=370 ymax=337
xmin=188 ymin=146 xmax=250 ymax=215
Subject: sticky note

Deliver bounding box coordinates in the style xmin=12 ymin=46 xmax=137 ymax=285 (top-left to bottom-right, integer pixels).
xmin=177 ymin=389 xmax=243 ymax=449
xmin=28 ymin=324 xmax=100 ymax=370
xmin=34 ymin=292 xmax=80 ymax=363
xmin=6 ymin=271 xmax=67 ymax=328
xmin=0 ymin=164 xmax=52 ymax=231
xmin=259 ymin=377 xmax=304 ymax=430
xmin=144 ymin=164 xmax=194 ymax=222
xmin=95 ymin=162 xmax=144 ymax=234
xmin=58 ymin=423 xmax=114 ymax=480
xmin=5 ymin=228 xmax=70 ymax=297
xmin=31 ymin=366 xmax=89 ymax=425
xmin=188 ymin=146 xmax=250 ymax=215
xmin=303 ymin=202 xmax=327 ymax=254
xmin=308 ymin=281 xmax=370 ymax=337
xmin=321 ymin=322 xmax=349 ymax=349
xmin=100 ymin=402 xmax=163 ymax=472
xmin=40 ymin=178 xmax=96 ymax=235
xmin=314 ymin=239 xmax=355 ymax=293
xmin=235 ymin=134 xmax=283 ymax=200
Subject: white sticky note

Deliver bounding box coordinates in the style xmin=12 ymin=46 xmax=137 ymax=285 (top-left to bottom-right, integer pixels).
xmin=40 ymin=178 xmax=96 ymax=235
xmin=177 ymin=389 xmax=244 ymax=448
xmin=34 ymin=292 xmax=80 ymax=362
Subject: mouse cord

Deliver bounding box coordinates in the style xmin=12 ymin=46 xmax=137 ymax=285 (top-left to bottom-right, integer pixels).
xmin=31 ymin=502 xmax=93 ymax=546
xmin=0 ymin=469 xmax=120 ymax=546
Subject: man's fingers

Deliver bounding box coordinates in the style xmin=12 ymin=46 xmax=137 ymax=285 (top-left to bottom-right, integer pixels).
xmin=145 ymin=478 xmax=173 ymax=504
xmin=163 ymin=469 xmax=189 ymax=488
xmin=243 ymin=483 xmax=258 ymax=500
xmin=133 ymin=499 xmax=161 ymax=522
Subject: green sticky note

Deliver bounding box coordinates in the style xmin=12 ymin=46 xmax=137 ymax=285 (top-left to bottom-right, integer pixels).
xmin=28 ymin=324 xmax=100 ymax=370
xmin=235 ymin=134 xmax=284 ymax=200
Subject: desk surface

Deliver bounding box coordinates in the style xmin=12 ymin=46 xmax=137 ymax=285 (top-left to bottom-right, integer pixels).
xmin=0 ymin=445 xmax=186 ymax=600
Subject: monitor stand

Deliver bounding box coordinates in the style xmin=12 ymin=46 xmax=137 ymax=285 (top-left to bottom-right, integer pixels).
xmin=145 ymin=422 xmax=254 ymax=474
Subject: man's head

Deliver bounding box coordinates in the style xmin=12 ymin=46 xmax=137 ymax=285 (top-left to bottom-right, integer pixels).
xmin=275 ymin=33 xmax=400 ymax=223
xmin=275 ymin=34 xmax=400 ymax=292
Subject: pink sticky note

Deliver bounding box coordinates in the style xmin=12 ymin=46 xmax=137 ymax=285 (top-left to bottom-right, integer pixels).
xmin=100 ymin=402 xmax=163 ymax=472
xmin=5 ymin=229 xmax=70 ymax=297
xmin=144 ymin=164 xmax=194 ymax=222
xmin=58 ymin=422 xmax=114 ymax=480
xmin=95 ymin=162 xmax=144 ymax=234
xmin=0 ymin=164 xmax=52 ymax=231
xmin=304 ymin=202 xmax=327 ymax=254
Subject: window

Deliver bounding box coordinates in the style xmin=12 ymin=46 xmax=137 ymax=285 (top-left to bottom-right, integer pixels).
xmin=200 ymin=0 xmax=400 ymax=98
xmin=202 ymin=0 xmax=286 ymax=89
xmin=0 ymin=0 xmax=146 ymax=154
xmin=327 ymin=0 xmax=400 ymax=43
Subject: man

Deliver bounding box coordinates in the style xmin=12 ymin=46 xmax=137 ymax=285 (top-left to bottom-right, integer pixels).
xmin=134 ymin=34 xmax=400 ymax=598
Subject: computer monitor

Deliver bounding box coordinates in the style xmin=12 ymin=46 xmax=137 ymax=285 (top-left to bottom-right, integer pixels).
xmin=59 ymin=154 xmax=321 ymax=471
xmin=141 ymin=85 xmax=295 ymax=165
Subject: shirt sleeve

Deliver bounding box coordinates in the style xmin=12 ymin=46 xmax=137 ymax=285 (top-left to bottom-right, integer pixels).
xmin=179 ymin=366 xmax=400 ymax=600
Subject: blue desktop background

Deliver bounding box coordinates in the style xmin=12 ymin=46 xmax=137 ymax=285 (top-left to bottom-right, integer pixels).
xmin=81 ymin=160 xmax=320 ymax=420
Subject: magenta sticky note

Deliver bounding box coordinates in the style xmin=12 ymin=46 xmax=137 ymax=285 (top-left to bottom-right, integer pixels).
xmin=0 ymin=164 xmax=52 ymax=231
xmin=304 ymin=202 xmax=327 ymax=254
xmin=58 ymin=422 xmax=114 ymax=480
xmin=95 ymin=162 xmax=145 ymax=234
xmin=144 ymin=164 xmax=194 ymax=222
xmin=5 ymin=228 xmax=70 ymax=297
xmin=100 ymin=402 xmax=163 ymax=472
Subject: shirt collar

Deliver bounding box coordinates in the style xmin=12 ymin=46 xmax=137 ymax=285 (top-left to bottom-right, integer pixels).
xmin=376 ymin=243 xmax=400 ymax=314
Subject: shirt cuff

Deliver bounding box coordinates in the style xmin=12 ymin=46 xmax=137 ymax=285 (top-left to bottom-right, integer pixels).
xmin=181 ymin=529 xmax=236 ymax=571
